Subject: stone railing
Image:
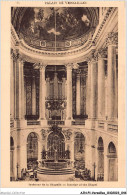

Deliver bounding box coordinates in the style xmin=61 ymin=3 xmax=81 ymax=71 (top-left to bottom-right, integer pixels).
xmin=107 ymin=122 xmax=118 ymax=132
xmin=27 ymin=120 xmax=40 ymax=126
xmin=98 ymin=121 xmax=104 ymax=129
xmin=72 ymin=120 xmax=85 ymax=126
xmin=96 ymin=120 xmax=118 ymax=133
xmin=48 ymin=120 xmax=65 ymax=126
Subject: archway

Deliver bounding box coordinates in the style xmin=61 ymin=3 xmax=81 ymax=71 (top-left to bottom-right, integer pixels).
xmin=10 ymin=137 xmax=14 ymax=180
xmin=108 ymin=142 xmax=117 ymax=181
xmin=97 ymin=137 xmax=104 ymax=181
xmin=74 ymin=133 xmax=85 ymax=169
xmin=27 ymin=132 xmax=38 ymax=169
xmin=47 ymin=131 xmax=65 ymax=161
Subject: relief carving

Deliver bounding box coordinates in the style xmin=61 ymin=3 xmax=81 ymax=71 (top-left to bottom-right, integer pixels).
xmin=41 ymin=129 xmax=46 ymax=140
xmin=63 ymin=129 xmax=72 ymax=140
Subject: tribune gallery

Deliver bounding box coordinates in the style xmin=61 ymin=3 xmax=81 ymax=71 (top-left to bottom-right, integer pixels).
xmin=10 ymin=7 xmax=118 ymax=181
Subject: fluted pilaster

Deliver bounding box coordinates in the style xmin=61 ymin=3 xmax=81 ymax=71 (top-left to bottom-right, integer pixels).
xmin=66 ymin=64 xmax=73 ymax=120
xmin=97 ymin=48 xmax=106 ymax=119
xmin=76 ymin=71 xmax=81 ymax=115
xmin=39 ymin=64 xmax=46 ymax=120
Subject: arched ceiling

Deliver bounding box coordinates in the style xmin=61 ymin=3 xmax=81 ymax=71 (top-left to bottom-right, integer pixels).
xmin=11 ymin=7 xmax=99 ymax=49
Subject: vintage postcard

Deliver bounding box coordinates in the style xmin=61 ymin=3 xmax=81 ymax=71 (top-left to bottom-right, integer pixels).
xmin=1 ymin=0 xmax=126 ymax=189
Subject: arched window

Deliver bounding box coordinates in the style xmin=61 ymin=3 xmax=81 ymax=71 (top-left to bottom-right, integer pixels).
xmin=108 ymin=142 xmax=117 ymax=181
xmin=108 ymin=142 xmax=116 ymax=154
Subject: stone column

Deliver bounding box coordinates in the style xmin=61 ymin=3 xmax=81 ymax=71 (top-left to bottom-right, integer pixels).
xmin=95 ymin=147 xmax=99 ymax=181
xmin=114 ymin=54 xmax=118 ymax=119
xmin=20 ymin=141 xmax=27 ymax=170
xmin=18 ymin=58 xmax=25 ymax=120
xmin=39 ymin=65 xmax=46 ymax=121
xmin=13 ymin=143 xmax=17 ymax=180
xmin=106 ymin=32 xmax=118 ymax=120
xmin=20 ymin=59 xmax=25 ymax=120
xmin=16 ymin=129 xmax=21 ymax=178
xmin=90 ymin=57 xmax=97 ymax=119
xmin=66 ymin=64 xmax=73 ymax=123
xmin=10 ymin=49 xmax=14 ymax=119
xmin=70 ymin=133 xmax=74 ymax=163
xmin=76 ymin=72 xmax=81 ymax=115
xmin=32 ymin=76 xmax=36 ymax=115
xmin=14 ymin=56 xmax=17 ymax=120
xmin=15 ymin=53 xmax=24 ymax=121
xmin=24 ymin=76 xmax=26 ymax=116
xmin=15 ymin=53 xmax=20 ymax=120
xmin=38 ymin=139 xmax=42 ymax=162
xmin=87 ymin=61 xmax=91 ymax=118
xmin=97 ymin=48 xmax=106 ymax=119
xmin=104 ymin=152 xmax=108 ymax=181
xmin=85 ymin=131 xmax=96 ymax=178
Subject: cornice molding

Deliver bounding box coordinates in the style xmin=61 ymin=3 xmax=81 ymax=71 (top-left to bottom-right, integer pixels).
xmin=11 ymin=24 xmax=19 ymax=46
xmin=93 ymin=7 xmax=115 ymax=43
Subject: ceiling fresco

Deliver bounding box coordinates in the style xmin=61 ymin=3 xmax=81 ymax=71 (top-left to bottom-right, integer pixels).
xmin=12 ymin=7 xmax=99 ymax=42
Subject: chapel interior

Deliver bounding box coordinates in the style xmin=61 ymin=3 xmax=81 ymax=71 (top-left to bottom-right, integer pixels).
xmin=10 ymin=7 xmax=118 ymax=181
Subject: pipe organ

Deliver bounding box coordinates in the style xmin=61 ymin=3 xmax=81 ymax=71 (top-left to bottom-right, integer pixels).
xmin=24 ymin=64 xmax=88 ymax=121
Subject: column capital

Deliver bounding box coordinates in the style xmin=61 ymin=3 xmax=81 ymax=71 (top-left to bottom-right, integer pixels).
xmin=14 ymin=50 xmax=24 ymax=63
xmin=106 ymin=32 xmax=118 ymax=46
xmin=40 ymin=64 xmax=46 ymax=70
xmin=73 ymin=63 xmax=79 ymax=69
xmin=86 ymin=56 xmax=97 ymax=65
xmin=66 ymin=63 xmax=73 ymax=70
xmin=97 ymin=48 xmax=107 ymax=59
xmin=10 ymin=49 xmax=18 ymax=61
xmin=86 ymin=49 xmax=97 ymax=64
xmin=33 ymin=63 xmax=46 ymax=70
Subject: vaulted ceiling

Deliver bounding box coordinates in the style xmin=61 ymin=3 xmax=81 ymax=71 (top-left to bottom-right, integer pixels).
xmin=11 ymin=7 xmax=99 ymax=42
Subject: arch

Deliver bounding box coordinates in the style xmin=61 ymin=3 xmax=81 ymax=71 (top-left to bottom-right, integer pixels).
xmin=47 ymin=131 xmax=65 ymax=161
xmin=27 ymin=132 xmax=38 ymax=169
xmin=98 ymin=137 xmax=104 ymax=148
xmin=107 ymin=142 xmax=117 ymax=181
xmin=74 ymin=133 xmax=85 ymax=164
xmin=108 ymin=142 xmax=116 ymax=154
xmin=97 ymin=137 xmax=104 ymax=181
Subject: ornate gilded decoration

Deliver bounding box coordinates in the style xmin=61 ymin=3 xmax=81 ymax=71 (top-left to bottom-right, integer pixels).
xmin=45 ymin=100 xmax=66 ymax=110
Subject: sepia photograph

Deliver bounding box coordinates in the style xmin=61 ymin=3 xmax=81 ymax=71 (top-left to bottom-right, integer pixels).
xmin=1 ymin=0 xmax=126 ymax=189
xmin=10 ymin=6 xmax=118 ymax=182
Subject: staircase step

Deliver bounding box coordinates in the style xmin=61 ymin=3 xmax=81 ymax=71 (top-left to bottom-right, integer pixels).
xmin=37 ymin=168 xmax=74 ymax=175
